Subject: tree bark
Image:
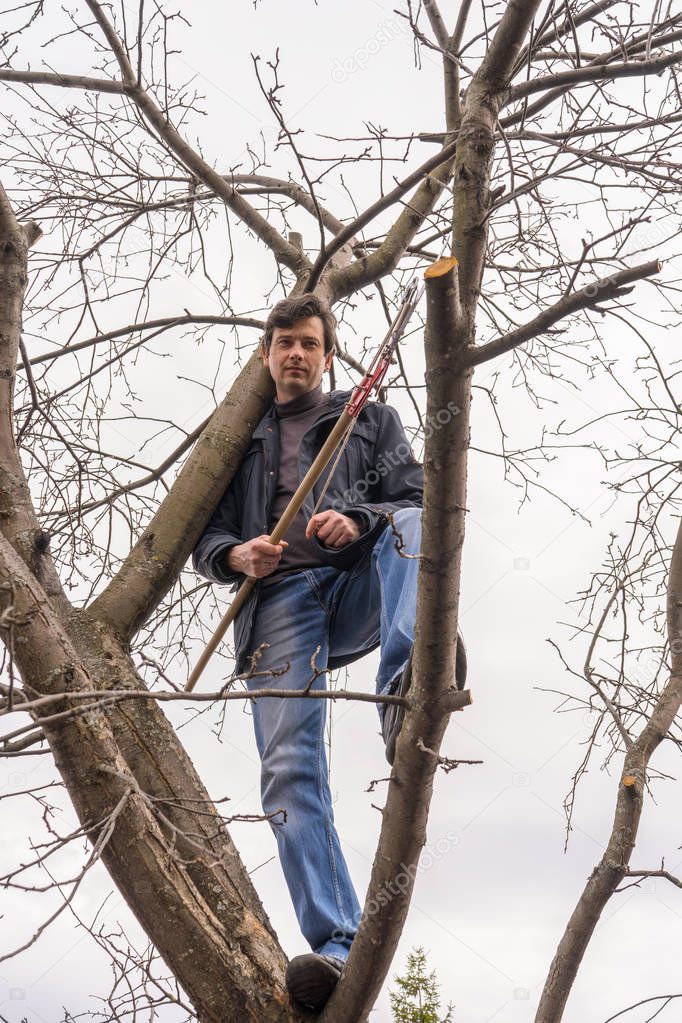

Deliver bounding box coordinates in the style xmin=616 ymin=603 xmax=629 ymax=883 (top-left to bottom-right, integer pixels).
xmin=0 ymin=533 xmax=302 ymax=1022
xmin=0 ymin=185 xmax=69 ymax=614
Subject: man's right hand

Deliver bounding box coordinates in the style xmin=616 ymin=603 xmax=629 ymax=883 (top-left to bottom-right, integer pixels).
xmin=226 ymin=536 xmax=288 ymax=578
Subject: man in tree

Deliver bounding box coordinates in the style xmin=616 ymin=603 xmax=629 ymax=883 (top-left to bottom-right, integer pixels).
xmin=193 ymin=293 xmax=466 ymax=1011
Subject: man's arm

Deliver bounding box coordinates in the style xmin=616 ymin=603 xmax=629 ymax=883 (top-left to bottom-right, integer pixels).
xmin=339 ymin=402 xmax=423 ymax=531
xmin=308 ymin=402 xmax=423 ymax=557
xmin=192 ymin=478 xmax=246 ymax=586
xmin=193 ymin=463 xmax=289 ymax=583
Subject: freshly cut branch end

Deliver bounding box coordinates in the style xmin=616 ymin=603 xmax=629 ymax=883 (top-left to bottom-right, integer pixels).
xmin=442 ymin=688 xmax=473 ymax=712
xmin=424 ymin=256 xmax=458 ymax=279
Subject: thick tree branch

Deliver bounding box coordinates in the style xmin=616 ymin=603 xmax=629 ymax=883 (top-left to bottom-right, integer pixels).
xmin=507 ymin=49 xmax=682 ymax=103
xmin=502 ymin=17 xmax=682 ymax=128
xmin=452 ymin=0 xmax=542 ymax=326
xmin=0 ymin=67 xmax=127 ymax=93
xmin=422 ymin=0 xmax=450 ymax=49
xmin=624 ymin=868 xmax=682 ymax=889
xmin=451 ymin=0 xmax=475 ymax=54
xmin=421 ymin=0 xmax=465 ymax=131
xmin=512 ymin=109 xmax=682 ymax=141
xmin=464 ymin=261 xmax=662 ymax=368
xmin=0 ymin=183 xmax=69 ymax=612
xmin=88 ymin=349 xmax=274 ymax=639
xmin=476 ymin=0 xmax=544 ymax=91
xmin=422 ymin=106 xmax=682 ymax=147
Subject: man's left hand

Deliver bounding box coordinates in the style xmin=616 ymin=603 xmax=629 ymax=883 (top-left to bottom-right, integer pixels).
xmin=306 ymin=510 xmax=361 ymax=549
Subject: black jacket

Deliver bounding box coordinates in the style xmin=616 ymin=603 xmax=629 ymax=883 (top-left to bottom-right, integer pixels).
xmin=192 ymin=389 xmax=423 ymax=672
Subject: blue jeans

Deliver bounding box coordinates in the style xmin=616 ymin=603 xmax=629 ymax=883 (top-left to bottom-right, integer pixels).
xmin=245 ymin=506 xmax=421 ymax=960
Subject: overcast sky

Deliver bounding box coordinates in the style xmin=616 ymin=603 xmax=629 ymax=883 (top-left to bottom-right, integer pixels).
xmin=1 ymin=2 xmax=681 ymax=1022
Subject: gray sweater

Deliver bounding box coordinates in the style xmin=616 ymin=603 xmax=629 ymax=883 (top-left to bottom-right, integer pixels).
xmin=263 ymin=384 xmax=331 ymax=585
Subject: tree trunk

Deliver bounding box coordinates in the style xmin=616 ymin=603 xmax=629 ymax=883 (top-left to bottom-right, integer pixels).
xmin=322 ymin=258 xmax=473 ymax=1021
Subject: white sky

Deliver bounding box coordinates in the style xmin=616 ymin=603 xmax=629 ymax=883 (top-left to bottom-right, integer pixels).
xmin=1 ymin=2 xmax=681 ymax=1022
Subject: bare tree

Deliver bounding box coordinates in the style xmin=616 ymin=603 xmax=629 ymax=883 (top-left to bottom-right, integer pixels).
xmin=1 ymin=1 xmax=681 ymax=1020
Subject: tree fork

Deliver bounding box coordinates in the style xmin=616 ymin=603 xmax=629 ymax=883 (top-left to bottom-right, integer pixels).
xmin=0 ymin=536 xmax=305 ymax=1022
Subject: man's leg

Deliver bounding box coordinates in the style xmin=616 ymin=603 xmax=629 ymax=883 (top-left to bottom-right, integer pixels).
xmin=329 ymin=506 xmax=421 ymax=710
xmin=245 ymin=568 xmax=361 ymax=961
xmin=331 ymin=507 xmax=466 ymax=764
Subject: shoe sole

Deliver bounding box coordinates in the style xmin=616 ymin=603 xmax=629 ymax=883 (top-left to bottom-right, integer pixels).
xmin=285 ymin=953 xmax=343 ymax=1011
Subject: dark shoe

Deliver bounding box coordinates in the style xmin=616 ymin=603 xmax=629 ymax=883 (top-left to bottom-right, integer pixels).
xmin=383 ymin=630 xmax=467 ymax=766
xmin=285 ymin=953 xmax=344 ymax=1011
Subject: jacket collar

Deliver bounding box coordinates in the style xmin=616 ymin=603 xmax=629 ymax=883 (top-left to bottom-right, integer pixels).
xmin=252 ymin=388 xmax=352 ymax=439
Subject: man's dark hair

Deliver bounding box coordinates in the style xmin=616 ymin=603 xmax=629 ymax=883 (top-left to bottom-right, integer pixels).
xmin=262 ymin=293 xmax=337 ymax=355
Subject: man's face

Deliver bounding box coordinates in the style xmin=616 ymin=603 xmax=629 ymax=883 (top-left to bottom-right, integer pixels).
xmin=263 ymin=315 xmax=334 ymax=401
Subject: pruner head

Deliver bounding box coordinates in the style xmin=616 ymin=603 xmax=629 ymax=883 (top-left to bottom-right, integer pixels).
xmin=384 ymin=278 xmax=424 ymax=355
xmin=398 ymin=277 xmax=424 ymax=316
